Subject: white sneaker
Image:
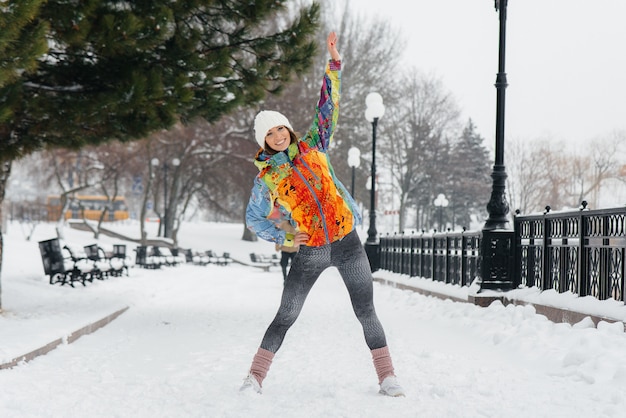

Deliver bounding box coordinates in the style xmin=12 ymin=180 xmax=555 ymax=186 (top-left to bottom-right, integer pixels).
xmin=240 ymin=373 xmax=262 ymax=394
xmin=379 ymin=376 xmax=405 ymax=397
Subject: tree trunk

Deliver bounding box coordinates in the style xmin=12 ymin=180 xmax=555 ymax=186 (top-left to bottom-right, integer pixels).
xmin=240 ymin=205 xmax=256 ymax=242
xmin=140 ymin=166 xmax=155 ymax=246
xmin=241 ymin=225 xmax=257 ymax=242
xmin=0 ymin=158 xmax=13 ymax=311
xmin=0 ymin=230 xmax=3 ymax=312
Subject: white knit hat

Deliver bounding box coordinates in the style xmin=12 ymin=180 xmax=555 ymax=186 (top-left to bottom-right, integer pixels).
xmin=254 ymin=110 xmax=293 ymax=147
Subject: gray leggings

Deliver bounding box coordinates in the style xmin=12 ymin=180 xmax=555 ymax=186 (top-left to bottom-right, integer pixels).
xmin=259 ymin=230 xmax=387 ymax=353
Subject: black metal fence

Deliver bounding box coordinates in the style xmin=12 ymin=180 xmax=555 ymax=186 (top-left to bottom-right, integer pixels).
xmin=378 ymin=205 xmax=626 ymax=302
xmin=380 ymin=230 xmax=481 ymax=287
xmin=516 ymin=206 xmax=625 ymax=301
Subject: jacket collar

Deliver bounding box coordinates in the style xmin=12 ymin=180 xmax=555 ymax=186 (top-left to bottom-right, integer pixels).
xmin=254 ymin=142 xmax=299 ymax=172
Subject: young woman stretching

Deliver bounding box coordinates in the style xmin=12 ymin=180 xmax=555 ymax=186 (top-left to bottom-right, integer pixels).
xmin=242 ymin=31 xmax=404 ymax=397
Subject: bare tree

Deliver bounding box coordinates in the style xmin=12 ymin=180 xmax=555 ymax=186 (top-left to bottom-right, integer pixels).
xmin=82 ymin=142 xmax=134 ymax=239
xmin=30 ymin=149 xmax=110 ymax=237
xmin=197 ymin=1 xmax=408 ymax=239
xmin=570 ymin=132 xmax=626 ymax=208
xmin=506 ymin=131 xmax=626 ymax=214
xmin=380 ymin=69 xmax=461 ymax=232
xmin=506 ymin=137 xmax=560 ymax=214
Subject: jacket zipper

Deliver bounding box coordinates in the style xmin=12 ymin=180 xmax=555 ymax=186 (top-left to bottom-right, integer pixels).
xmin=291 ymin=159 xmax=330 ymax=244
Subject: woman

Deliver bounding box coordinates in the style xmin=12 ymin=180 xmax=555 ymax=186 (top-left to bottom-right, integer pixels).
xmin=242 ymin=31 xmax=404 ymax=397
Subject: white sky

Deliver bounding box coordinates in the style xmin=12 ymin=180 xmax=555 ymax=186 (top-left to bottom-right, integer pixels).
xmin=2 ymin=221 xmax=626 ymax=416
xmin=353 ymin=0 xmax=626 ymax=146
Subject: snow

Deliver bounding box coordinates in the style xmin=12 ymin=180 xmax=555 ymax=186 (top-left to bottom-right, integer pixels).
xmin=2 ymin=220 xmax=626 ymax=417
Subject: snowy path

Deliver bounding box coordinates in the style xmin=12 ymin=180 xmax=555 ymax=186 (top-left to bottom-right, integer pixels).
xmin=2 ymin=262 xmax=626 ymax=418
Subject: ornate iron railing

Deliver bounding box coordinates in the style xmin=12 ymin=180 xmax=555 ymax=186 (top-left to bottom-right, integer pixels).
xmin=515 ymin=206 xmax=626 ymax=301
xmin=379 ymin=230 xmax=481 ymax=287
xmin=377 ymin=205 xmax=626 ymax=302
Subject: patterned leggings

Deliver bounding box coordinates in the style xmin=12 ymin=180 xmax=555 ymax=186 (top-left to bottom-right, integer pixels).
xmin=259 ymin=230 xmax=388 ymax=353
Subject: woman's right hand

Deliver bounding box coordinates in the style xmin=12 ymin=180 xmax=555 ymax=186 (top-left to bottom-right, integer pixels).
xmin=327 ymin=31 xmax=341 ymax=62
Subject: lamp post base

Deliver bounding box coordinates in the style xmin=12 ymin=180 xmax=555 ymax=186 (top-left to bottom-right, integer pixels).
xmin=479 ymin=228 xmax=515 ymax=291
xmin=364 ymin=242 xmax=380 ymax=272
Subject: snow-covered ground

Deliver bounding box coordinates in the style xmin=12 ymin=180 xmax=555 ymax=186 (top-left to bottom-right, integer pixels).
xmin=1 ymin=220 xmax=626 ymax=417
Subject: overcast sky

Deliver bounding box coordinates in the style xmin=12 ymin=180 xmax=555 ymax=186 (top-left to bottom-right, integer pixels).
xmin=352 ymin=0 xmax=626 ymax=147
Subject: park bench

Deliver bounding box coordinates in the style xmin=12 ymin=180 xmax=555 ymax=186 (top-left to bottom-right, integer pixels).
xmin=249 ymin=253 xmax=280 ymax=271
xmin=63 ymin=244 xmax=98 ymax=283
xmin=38 ymin=238 xmax=93 ymax=286
xmin=206 ymin=249 xmax=233 ymax=266
xmin=177 ymin=248 xmax=194 ymax=264
xmin=155 ymin=246 xmax=186 ymax=266
xmin=250 ymin=253 xmax=280 ymax=266
xmin=191 ymin=250 xmax=231 ymax=266
xmin=83 ymin=243 xmax=131 ymax=278
xmin=191 ymin=250 xmax=210 ymax=266
xmin=205 ymin=250 xmax=220 ymax=264
xmin=134 ymin=245 xmax=161 ymax=269
xmin=83 ymin=244 xmax=114 ymax=279
xmin=149 ymin=245 xmax=174 ymax=266
xmin=111 ymin=244 xmax=133 ymax=276
xmin=215 ymin=251 xmax=233 ymax=266
xmin=171 ymin=248 xmax=188 ymax=265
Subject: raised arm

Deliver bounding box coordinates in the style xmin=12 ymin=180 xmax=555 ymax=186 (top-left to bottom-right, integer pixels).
xmin=301 ymin=31 xmax=342 ymax=152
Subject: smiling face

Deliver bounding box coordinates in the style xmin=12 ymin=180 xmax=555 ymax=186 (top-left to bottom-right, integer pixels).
xmin=264 ymin=125 xmax=291 ymax=152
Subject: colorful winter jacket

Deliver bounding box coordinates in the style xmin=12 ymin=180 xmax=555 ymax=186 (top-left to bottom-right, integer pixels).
xmin=245 ymin=60 xmax=362 ymax=247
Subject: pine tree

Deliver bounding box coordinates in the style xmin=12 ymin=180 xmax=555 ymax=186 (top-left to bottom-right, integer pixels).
xmin=1 ymin=0 xmax=320 ymax=158
xmin=0 ymin=0 xmax=49 ymax=310
xmin=0 ymin=0 xmax=48 ymax=187
xmin=448 ymin=119 xmax=492 ymax=228
xmin=0 ymin=0 xmax=48 ymax=112
xmin=0 ymin=0 xmax=320 ymax=309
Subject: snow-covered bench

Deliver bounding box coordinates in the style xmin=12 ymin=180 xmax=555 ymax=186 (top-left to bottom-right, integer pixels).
xmin=83 ymin=244 xmax=114 ymax=279
xmin=191 ymin=250 xmax=232 ymax=266
xmin=154 ymin=246 xmax=186 ymax=266
xmin=38 ymin=238 xmax=94 ymax=287
xmin=111 ymin=244 xmax=134 ymax=276
xmin=134 ymin=245 xmax=162 ymax=269
xmin=248 ymin=253 xmax=280 ymax=271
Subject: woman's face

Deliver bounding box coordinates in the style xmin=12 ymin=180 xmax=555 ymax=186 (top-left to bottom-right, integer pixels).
xmin=264 ymin=126 xmax=291 ymax=152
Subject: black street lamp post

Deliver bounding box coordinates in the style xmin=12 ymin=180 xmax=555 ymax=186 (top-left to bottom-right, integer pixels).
xmin=480 ymin=0 xmax=515 ymax=290
xmin=347 ymin=146 xmax=361 ymax=198
xmin=151 ymin=157 xmax=180 ymax=238
xmin=485 ymin=0 xmax=510 ymax=231
xmin=364 ymin=92 xmax=385 ymax=271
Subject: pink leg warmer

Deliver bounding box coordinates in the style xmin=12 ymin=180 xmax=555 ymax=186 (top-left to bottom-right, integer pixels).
xmin=249 ymin=348 xmax=275 ymax=387
xmin=371 ymin=346 xmax=395 ymax=384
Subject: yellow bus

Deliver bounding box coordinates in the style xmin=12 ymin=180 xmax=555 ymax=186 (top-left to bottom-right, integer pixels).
xmin=47 ymin=195 xmax=130 ymax=222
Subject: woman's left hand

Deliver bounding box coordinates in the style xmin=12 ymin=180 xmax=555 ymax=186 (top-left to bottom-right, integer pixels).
xmin=293 ymin=231 xmax=310 ymax=246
